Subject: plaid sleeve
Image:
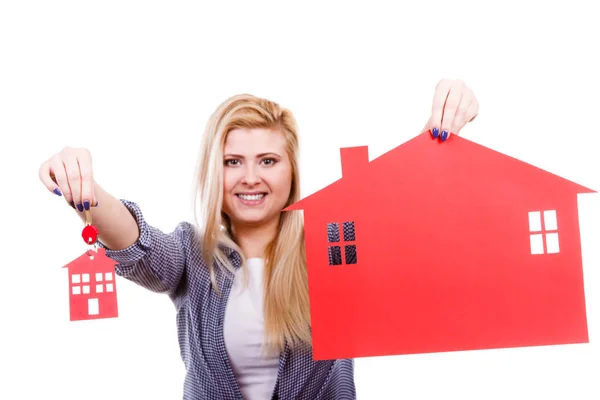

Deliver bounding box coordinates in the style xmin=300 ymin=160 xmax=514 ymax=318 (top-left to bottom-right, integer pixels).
xmin=97 ymin=199 xmax=191 ymax=294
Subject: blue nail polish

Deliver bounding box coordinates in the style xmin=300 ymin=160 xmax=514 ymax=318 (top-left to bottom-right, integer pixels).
xmin=53 ymin=188 xmax=62 ymax=196
xmin=432 ymin=127 xmax=439 ymax=139
xmin=77 ymin=203 xmax=84 ymax=212
xmin=441 ymin=130 xmax=448 ymax=141
xmin=84 ymin=201 xmax=90 ymax=210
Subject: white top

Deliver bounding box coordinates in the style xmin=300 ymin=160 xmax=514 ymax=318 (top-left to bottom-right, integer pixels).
xmin=223 ymin=257 xmax=279 ymax=399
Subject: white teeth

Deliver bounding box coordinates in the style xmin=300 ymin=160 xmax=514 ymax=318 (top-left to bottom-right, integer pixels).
xmin=238 ymin=193 xmax=265 ymax=201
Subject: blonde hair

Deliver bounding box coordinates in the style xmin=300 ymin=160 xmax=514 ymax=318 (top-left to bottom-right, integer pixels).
xmin=192 ymin=93 xmax=311 ymax=356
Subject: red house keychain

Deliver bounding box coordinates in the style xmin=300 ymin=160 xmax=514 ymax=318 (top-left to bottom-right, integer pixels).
xmin=62 ymin=210 xmax=119 ymax=321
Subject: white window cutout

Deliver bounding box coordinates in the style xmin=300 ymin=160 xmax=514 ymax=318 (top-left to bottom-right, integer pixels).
xmin=105 ymin=272 xmax=113 ymax=281
xmin=106 ymin=283 xmax=114 ymax=292
xmin=96 ymin=272 xmax=103 ymax=282
xmin=530 ymin=234 xmax=544 ymax=254
xmin=544 ymin=210 xmax=558 ymax=230
xmin=96 ymin=284 xmax=103 ymax=293
xmin=82 ymin=274 xmax=90 ymax=283
xmin=528 ymin=211 xmax=542 ymax=231
xmin=546 ymin=232 xmax=560 ymax=253
xmin=72 ymin=286 xmax=81 ymax=295
xmin=529 ymin=209 xmax=559 ymax=255
xmin=72 ymin=274 xmax=81 ymax=284
xmin=82 ymin=285 xmax=90 ymax=294
xmin=88 ymin=298 xmax=99 ymax=315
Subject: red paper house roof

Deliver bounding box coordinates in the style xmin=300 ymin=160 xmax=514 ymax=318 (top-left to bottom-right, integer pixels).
xmin=285 ymin=131 xmax=595 ymax=213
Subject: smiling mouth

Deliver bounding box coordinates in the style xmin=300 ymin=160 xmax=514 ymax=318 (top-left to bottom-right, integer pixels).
xmin=236 ymin=193 xmax=266 ymax=201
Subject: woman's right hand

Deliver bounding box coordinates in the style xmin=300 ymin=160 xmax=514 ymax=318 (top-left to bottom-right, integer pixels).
xmin=38 ymin=147 xmax=97 ymax=212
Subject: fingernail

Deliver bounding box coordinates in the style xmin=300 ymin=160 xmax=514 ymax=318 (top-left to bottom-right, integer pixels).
xmin=76 ymin=203 xmax=84 ymax=212
xmin=70 ymin=201 xmax=76 ymax=209
xmin=53 ymin=188 xmax=62 ymax=196
xmin=95 ymin=200 xmax=99 ymax=207
xmin=84 ymin=201 xmax=90 ymax=211
xmin=441 ymin=130 xmax=448 ymax=141
xmin=432 ymin=127 xmax=439 ymax=139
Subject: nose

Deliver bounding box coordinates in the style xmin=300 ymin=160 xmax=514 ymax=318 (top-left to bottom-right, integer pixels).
xmin=241 ymin=164 xmax=261 ymax=185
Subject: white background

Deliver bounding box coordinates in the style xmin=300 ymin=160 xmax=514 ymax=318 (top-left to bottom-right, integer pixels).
xmin=1 ymin=1 xmax=599 ymax=399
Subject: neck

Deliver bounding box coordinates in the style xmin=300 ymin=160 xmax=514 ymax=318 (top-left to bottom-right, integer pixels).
xmin=231 ymin=217 xmax=279 ymax=259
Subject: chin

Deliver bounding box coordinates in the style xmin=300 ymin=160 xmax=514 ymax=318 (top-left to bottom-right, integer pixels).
xmin=230 ymin=211 xmax=278 ymax=227
xmin=238 ymin=213 xmax=269 ymax=225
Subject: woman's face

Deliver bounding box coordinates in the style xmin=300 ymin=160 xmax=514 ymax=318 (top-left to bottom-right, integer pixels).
xmin=222 ymin=127 xmax=293 ymax=229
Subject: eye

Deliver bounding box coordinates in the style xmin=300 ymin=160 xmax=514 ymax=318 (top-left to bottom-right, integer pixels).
xmin=224 ymin=159 xmax=240 ymax=166
xmin=261 ymin=158 xmax=277 ymax=166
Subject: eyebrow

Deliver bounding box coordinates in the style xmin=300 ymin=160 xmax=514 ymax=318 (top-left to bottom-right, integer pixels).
xmin=223 ymin=152 xmax=281 ymax=158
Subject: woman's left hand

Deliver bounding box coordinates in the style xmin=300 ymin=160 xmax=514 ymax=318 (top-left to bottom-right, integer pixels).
xmin=425 ymin=79 xmax=479 ymax=142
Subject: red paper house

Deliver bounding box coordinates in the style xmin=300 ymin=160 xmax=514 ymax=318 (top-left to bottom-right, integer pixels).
xmin=285 ymin=130 xmax=596 ymax=360
xmin=62 ymin=247 xmax=118 ymax=321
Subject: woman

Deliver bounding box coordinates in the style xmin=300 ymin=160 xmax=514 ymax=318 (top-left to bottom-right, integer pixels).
xmin=38 ymin=79 xmax=479 ymax=399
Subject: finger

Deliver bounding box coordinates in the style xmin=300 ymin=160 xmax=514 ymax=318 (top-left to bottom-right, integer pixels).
xmin=64 ymin=153 xmax=84 ymax=212
xmin=39 ymin=161 xmax=64 ymax=197
xmin=77 ymin=149 xmax=95 ymax=210
xmin=440 ymin=82 xmax=465 ymax=141
xmin=48 ymin=157 xmax=74 ymax=207
xmin=465 ymin=99 xmax=479 ymax=123
xmin=450 ymin=91 xmax=474 ymax=136
xmin=430 ymin=79 xmax=453 ymax=139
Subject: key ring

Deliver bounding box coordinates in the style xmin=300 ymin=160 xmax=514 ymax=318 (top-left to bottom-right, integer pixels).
xmin=82 ymin=210 xmax=100 ymax=258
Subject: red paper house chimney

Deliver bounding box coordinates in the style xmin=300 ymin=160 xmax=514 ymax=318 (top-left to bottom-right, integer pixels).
xmin=340 ymin=146 xmax=369 ymax=178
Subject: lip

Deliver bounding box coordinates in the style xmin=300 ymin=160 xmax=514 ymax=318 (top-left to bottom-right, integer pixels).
xmin=235 ymin=192 xmax=267 ymax=206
